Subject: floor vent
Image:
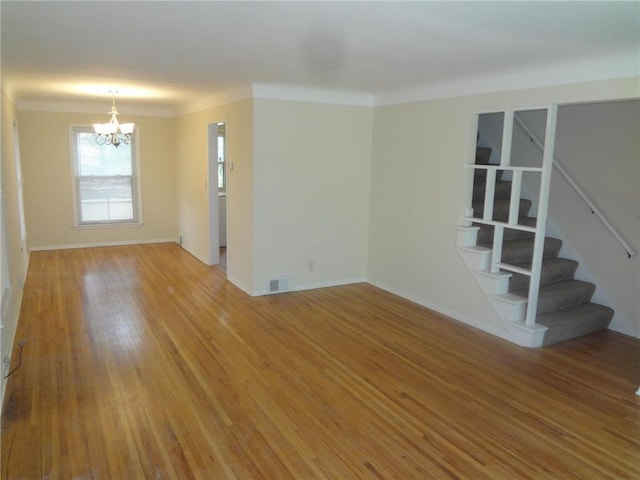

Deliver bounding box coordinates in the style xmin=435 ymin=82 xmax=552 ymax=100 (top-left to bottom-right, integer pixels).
xmin=268 ymin=276 xmax=290 ymax=294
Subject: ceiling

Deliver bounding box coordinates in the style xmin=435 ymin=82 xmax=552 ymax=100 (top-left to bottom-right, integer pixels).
xmin=2 ymin=1 xmax=639 ymax=114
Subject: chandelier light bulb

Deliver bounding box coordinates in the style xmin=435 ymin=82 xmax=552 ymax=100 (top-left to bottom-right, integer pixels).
xmin=93 ymin=91 xmax=135 ymax=147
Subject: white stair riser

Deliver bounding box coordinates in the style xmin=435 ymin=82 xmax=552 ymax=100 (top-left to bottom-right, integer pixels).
xmin=489 ymin=296 xmax=526 ymax=322
xmin=457 ymin=242 xmax=526 ymax=323
xmin=458 ymin=248 xmax=490 ymax=270
xmin=505 ymin=321 xmax=547 ymax=348
xmin=455 ymin=226 xmax=479 ymax=247
xmin=474 ymin=272 xmax=510 ymax=295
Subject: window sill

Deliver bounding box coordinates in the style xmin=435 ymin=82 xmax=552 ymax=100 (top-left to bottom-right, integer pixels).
xmin=73 ymin=221 xmax=144 ymax=230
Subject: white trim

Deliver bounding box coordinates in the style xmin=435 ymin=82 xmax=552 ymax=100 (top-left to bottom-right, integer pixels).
xmin=29 ymin=238 xmax=178 ymax=252
xmin=524 ymin=105 xmax=558 ymax=325
xmin=15 ymin=71 xmax=639 ymax=118
xmin=226 ymin=275 xmax=254 ymax=297
xmin=374 ymin=51 xmax=639 ymax=106
xmin=252 ymin=276 xmax=367 ymax=297
xmin=292 ymin=277 xmax=367 ymax=293
xmin=174 ymin=84 xmax=253 ymax=116
xmin=179 ymin=243 xmax=211 ymax=266
xmin=18 ymin=100 xmax=174 ymax=117
xmin=505 ymin=321 xmax=548 ymax=348
xmin=251 ymin=82 xmax=374 ymax=107
xmin=69 ymin=124 xmax=143 ymax=227
xmin=207 ymin=123 xmax=221 ymax=265
xmin=0 ymin=286 xmax=25 ymax=414
xmin=73 ymin=221 xmax=145 ymax=230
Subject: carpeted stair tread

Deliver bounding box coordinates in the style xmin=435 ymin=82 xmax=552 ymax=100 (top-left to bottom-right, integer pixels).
xmin=512 ymin=279 xmax=596 ymax=315
xmin=495 ymin=237 xmax=562 ymax=264
xmin=476 ymin=147 xmax=492 ymax=165
xmin=537 ymin=303 xmax=614 ymax=346
xmin=475 ymin=217 xmax=537 ymax=244
xmin=472 ymin=198 xmax=532 ymax=221
xmin=518 ymin=217 xmax=538 ymax=228
xmin=507 ymin=258 xmax=579 ymax=291
xmin=473 ymin=180 xmax=512 ymax=201
xmin=474 ymin=168 xmax=505 ymax=183
xmin=469 ymin=145 xmax=614 ymax=346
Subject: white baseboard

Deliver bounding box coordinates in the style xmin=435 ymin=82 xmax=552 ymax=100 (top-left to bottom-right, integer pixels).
xmin=226 ymin=275 xmax=254 ymax=297
xmin=253 ymin=277 xmax=367 ymax=297
xmin=1 ymin=285 xmax=25 ymax=415
xmin=30 ymin=238 xmax=178 ymax=251
xmin=179 ymin=243 xmax=211 ymax=265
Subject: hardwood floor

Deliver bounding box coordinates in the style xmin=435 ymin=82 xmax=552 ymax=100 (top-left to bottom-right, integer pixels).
xmin=2 ymin=243 xmax=639 ymax=479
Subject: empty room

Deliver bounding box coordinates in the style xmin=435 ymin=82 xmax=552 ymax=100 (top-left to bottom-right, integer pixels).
xmin=1 ymin=2 xmax=639 ymax=479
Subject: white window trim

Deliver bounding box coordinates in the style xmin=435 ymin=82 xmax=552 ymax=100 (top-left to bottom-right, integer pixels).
xmin=69 ymin=124 xmax=143 ymax=228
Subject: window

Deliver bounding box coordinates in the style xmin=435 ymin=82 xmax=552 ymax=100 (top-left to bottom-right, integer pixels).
xmin=71 ymin=126 xmax=140 ymax=225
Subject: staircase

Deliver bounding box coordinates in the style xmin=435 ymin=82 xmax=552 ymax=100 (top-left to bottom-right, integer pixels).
xmin=456 ymin=144 xmax=614 ymax=347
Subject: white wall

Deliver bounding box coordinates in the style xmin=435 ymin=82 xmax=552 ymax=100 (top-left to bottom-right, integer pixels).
xmin=368 ymin=77 xmax=640 ymax=341
xmin=219 ymin=194 xmax=227 ymax=247
xmin=252 ymin=98 xmax=372 ymax=294
xmin=17 ymin=110 xmax=177 ymax=249
xmin=175 ymin=99 xmax=254 ymax=292
xmin=1 ymin=92 xmax=26 ymax=404
xmin=545 ymin=101 xmax=638 ymax=337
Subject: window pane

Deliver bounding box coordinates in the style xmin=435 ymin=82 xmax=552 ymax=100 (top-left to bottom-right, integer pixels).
xmin=218 ymin=136 xmax=224 ymax=162
xmin=76 ymin=132 xmax=132 ymax=176
xmin=218 ymin=163 xmax=225 ymax=189
xmin=217 ymin=134 xmax=225 ymax=190
xmin=79 ymin=177 xmax=134 ymax=222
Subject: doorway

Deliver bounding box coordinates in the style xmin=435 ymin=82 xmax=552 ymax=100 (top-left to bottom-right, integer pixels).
xmin=207 ymin=122 xmax=228 ymax=270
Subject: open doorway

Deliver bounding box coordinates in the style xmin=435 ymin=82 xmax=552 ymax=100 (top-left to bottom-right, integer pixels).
xmin=208 ymin=122 xmax=228 ymax=271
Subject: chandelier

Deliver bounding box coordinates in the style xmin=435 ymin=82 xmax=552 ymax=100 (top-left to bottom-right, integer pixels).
xmin=93 ymin=92 xmax=135 ymax=147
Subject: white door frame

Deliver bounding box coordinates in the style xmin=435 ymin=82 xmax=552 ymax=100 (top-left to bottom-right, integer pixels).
xmin=207 ymin=123 xmax=220 ymax=265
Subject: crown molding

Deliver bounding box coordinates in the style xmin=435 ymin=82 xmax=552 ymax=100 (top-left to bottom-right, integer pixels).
xmin=12 ymin=49 xmax=639 ymax=118
xmin=173 ymin=83 xmax=254 ymax=116
xmin=17 ymin=99 xmax=174 ymax=117
xmin=251 ymin=83 xmax=374 ymax=107
xmin=374 ymin=50 xmax=640 ymax=106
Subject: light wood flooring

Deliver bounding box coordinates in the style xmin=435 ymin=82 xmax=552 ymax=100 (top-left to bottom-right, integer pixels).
xmin=2 ymin=243 xmax=639 ymax=479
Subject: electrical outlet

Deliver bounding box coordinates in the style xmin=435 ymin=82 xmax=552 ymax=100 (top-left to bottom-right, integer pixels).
xmin=3 ymin=357 xmax=10 ymax=368
xmin=308 ymin=261 xmax=315 ymax=272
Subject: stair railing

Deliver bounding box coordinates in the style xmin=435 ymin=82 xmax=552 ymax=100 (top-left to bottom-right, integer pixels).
xmin=525 ymin=106 xmax=557 ymax=326
xmin=465 ymin=106 xmax=558 ymax=326
xmin=514 ymin=113 xmax=635 ymax=258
